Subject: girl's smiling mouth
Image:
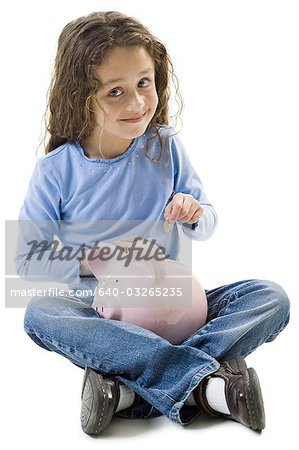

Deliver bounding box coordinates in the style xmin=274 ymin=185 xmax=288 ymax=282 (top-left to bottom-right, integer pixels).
xmin=120 ymin=111 xmax=147 ymax=123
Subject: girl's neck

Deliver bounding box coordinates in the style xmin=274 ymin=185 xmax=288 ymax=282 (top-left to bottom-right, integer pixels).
xmin=81 ymin=131 xmax=134 ymax=159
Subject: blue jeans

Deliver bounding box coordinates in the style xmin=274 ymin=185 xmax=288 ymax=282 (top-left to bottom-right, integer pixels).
xmin=23 ymin=279 xmax=290 ymax=425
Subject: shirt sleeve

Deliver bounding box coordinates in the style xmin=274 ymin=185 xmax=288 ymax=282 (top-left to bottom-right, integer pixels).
xmin=15 ymin=160 xmax=81 ymax=282
xmin=170 ymin=131 xmax=218 ymax=241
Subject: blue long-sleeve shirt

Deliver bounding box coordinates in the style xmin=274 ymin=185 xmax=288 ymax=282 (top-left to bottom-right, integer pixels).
xmin=15 ymin=126 xmax=218 ymax=293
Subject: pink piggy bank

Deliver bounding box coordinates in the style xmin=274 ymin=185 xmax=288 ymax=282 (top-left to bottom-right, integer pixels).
xmin=86 ymin=237 xmax=207 ymax=344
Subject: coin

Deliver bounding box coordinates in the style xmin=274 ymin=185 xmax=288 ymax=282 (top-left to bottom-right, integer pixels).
xmin=164 ymin=220 xmax=174 ymax=233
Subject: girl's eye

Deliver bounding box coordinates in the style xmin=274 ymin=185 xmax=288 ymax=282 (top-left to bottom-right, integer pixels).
xmin=108 ymin=88 xmax=123 ymax=98
xmin=138 ymin=78 xmax=151 ymax=87
xmin=108 ymin=78 xmax=151 ymax=98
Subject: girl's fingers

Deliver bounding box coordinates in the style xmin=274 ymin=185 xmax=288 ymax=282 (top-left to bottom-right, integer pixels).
xmin=177 ymin=203 xmax=201 ymax=221
xmin=166 ymin=194 xmax=193 ymax=222
xmin=185 ymin=206 xmax=204 ymax=224
xmin=164 ymin=195 xmax=203 ymax=224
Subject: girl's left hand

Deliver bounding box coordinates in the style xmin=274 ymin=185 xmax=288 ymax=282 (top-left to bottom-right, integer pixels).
xmin=164 ymin=193 xmax=204 ymax=224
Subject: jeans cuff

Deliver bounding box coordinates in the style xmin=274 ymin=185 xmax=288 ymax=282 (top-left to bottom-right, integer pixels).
xmin=169 ymin=360 xmax=220 ymax=425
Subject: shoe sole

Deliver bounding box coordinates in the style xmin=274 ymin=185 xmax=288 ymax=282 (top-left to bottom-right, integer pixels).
xmin=245 ymin=367 xmax=266 ymax=431
xmin=223 ymin=357 xmax=266 ymax=431
xmin=81 ymin=368 xmax=115 ymax=435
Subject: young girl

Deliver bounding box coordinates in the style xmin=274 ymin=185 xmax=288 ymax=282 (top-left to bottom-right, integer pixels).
xmin=18 ymin=11 xmax=290 ymax=436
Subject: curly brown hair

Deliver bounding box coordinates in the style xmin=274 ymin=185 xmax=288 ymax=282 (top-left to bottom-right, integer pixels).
xmin=41 ymin=11 xmax=184 ymax=164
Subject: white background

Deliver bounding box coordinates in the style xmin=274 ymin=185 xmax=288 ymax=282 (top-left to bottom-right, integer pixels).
xmin=1 ymin=1 xmax=298 ymax=449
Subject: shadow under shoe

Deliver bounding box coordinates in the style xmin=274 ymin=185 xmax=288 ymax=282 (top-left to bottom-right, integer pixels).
xmin=194 ymin=356 xmax=266 ymax=431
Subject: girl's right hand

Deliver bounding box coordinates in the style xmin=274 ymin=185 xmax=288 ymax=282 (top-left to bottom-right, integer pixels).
xmin=112 ymin=236 xmax=140 ymax=253
xmin=79 ymin=236 xmax=140 ymax=276
xmin=80 ymin=243 xmax=114 ymax=276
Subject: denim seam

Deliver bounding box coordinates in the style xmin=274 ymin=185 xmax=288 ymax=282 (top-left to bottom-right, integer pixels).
xmin=207 ymin=280 xmax=256 ymax=307
xmin=230 ymin=279 xmax=263 ymax=299
xmin=185 ymin=319 xmax=213 ymax=341
xmin=26 ymin=327 xmax=111 ymax=371
xmin=208 ymin=298 xmax=230 ymax=318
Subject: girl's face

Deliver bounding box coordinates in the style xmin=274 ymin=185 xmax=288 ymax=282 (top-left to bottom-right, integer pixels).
xmin=93 ymin=46 xmax=159 ymax=144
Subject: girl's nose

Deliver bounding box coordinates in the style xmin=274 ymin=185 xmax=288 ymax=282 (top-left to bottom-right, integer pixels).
xmin=125 ymin=91 xmax=146 ymax=113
